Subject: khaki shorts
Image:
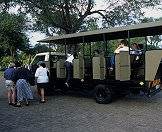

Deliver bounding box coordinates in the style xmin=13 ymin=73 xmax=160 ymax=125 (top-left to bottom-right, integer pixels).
xmin=5 ymin=80 xmax=15 ymax=90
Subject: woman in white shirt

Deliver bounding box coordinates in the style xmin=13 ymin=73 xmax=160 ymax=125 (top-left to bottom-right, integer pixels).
xmin=35 ymin=62 xmax=49 ymax=103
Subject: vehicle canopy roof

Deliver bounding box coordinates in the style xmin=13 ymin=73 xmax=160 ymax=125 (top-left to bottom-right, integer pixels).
xmin=35 ymin=52 xmax=65 ymax=56
xmin=38 ymin=21 xmax=162 ymax=45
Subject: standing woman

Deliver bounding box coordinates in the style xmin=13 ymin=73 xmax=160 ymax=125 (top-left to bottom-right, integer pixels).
xmin=35 ymin=62 xmax=49 ymax=103
xmin=14 ymin=62 xmax=33 ymax=107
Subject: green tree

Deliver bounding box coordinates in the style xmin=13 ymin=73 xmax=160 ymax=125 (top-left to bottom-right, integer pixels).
xmin=1 ymin=0 xmax=160 ymax=34
xmin=33 ymin=43 xmax=49 ymax=53
xmin=0 ymin=12 xmax=29 ymax=59
xmin=1 ymin=0 xmax=160 ymax=53
xmin=140 ymin=17 xmax=162 ymax=48
xmin=82 ymin=17 xmax=99 ymax=31
xmin=0 ymin=56 xmax=13 ymax=70
xmin=103 ymin=0 xmax=160 ymax=27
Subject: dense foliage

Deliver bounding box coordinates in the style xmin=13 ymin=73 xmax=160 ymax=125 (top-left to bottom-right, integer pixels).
xmin=1 ymin=0 xmax=160 ymax=34
xmin=0 ymin=12 xmax=29 ymax=58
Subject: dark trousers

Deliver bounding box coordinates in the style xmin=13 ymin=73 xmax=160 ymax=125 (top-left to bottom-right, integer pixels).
xmin=110 ymin=55 xmax=115 ymax=67
xmin=65 ymin=61 xmax=73 ymax=83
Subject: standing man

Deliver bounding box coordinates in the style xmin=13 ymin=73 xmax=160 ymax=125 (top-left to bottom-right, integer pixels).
xmin=65 ymin=53 xmax=74 ymax=87
xmin=4 ymin=63 xmax=16 ymax=105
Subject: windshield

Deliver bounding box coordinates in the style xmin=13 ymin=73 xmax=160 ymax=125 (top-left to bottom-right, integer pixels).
xmin=51 ymin=54 xmax=66 ymax=62
xmin=31 ymin=55 xmax=45 ymax=65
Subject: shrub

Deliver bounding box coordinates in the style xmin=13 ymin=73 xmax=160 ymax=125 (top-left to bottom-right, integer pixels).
xmin=0 ymin=56 xmax=13 ymax=70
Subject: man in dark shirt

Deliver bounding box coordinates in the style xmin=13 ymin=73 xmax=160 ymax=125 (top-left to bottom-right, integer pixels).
xmin=4 ymin=63 xmax=16 ymax=105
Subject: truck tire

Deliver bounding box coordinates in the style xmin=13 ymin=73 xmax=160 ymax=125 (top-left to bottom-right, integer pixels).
xmin=95 ymin=84 xmax=112 ymax=104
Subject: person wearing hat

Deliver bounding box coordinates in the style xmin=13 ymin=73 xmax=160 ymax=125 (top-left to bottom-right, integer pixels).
xmin=4 ymin=63 xmax=16 ymax=105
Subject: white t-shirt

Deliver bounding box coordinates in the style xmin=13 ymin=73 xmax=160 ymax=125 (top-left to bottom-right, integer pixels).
xmin=66 ymin=54 xmax=74 ymax=63
xmin=35 ymin=66 xmax=49 ymax=83
xmin=130 ymin=49 xmax=142 ymax=55
xmin=114 ymin=46 xmax=131 ymax=54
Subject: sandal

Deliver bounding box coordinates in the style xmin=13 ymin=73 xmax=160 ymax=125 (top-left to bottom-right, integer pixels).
xmin=13 ymin=104 xmax=22 ymax=107
xmin=25 ymin=102 xmax=29 ymax=106
xmin=9 ymin=103 xmax=12 ymax=105
xmin=40 ymin=100 xmax=46 ymax=103
xmin=11 ymin=103 xmax=16 ymax=106
xmin=13 ymin=102 xmax=22 ymax=107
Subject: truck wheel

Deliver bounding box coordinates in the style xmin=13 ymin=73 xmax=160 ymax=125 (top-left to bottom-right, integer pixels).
xmin=95 ymin=84 xmax=112 ymax=104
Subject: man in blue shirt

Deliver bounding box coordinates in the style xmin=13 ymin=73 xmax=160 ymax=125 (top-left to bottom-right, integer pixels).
xmin=4 ymin=63 xmax=16 ymax=105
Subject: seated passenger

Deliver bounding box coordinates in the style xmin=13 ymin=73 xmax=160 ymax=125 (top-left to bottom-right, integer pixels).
xmin=110 ymin=39 xmax=130 ymax=70
xmin=130 ymin=43 xmax=143 ymax=62
xmin=130 ymin=43 xmax=142 ymax=55
xmin=93 ymin=49 xmax=100 ymax=57
xmin=138 ymin=44 xmax=144 ymax=50
xmin=114 ymin=39 xmax=130 ymax=54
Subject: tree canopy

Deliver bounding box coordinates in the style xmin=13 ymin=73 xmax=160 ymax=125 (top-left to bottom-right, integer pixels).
xmin=0 ymin=12 xmax=29 ymax=58
xmin=0 ymin=0 xmax=161 ymax=56
xmin=1 ymin=0 xmax=160 ymax=35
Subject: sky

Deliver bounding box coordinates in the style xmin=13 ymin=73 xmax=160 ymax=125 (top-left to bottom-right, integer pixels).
xmin=27 ymin=31 xmax=46 ymax=46
xmin=9 ymin=0 xmax=162 ymax=46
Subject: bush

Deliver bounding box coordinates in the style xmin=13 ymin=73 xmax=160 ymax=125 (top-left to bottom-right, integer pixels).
xmin=0 ymin=56 xmax=14 ymax=70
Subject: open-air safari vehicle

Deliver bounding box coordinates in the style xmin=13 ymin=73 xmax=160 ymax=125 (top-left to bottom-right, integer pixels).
xmin=30 ymin=52 xmax=66 ymax=67
xmin=29 ymin=52 xmax=66 ymax=86
xmin=38 ymin=21 xmax=162 ymax=104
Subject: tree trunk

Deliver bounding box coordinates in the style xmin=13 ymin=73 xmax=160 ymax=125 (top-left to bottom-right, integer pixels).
xmin=9 ymin=47 xmax=16 ymax=61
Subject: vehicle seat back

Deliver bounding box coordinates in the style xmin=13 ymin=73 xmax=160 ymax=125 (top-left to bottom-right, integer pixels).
xmin=56 ymin=59 xmax=66 ymax=78
xmin=73 ymin=55 xmax=84 ymax=79
xmin=92 ymin=55 xmax=106 ymax=80
xmin=115 ymin=51 xmax=131 ymax=81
